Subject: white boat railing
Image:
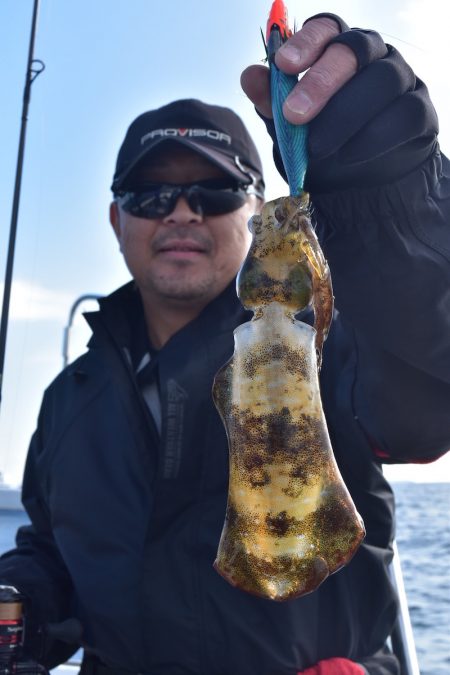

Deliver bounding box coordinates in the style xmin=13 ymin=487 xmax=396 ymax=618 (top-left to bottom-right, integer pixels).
xmin=389 ymin=541 xmax=421 ymax=675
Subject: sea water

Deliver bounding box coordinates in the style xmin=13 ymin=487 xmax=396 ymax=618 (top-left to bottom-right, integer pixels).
xmin=393 ymin=482 xmax=450 ymax=675
xmin=0 ymin=482 xmax=449 ymax=674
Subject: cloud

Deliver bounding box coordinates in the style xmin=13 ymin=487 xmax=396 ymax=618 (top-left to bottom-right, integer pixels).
xmin=397 ymin=1 xmax=446 ymax=52
xmin=1 ymin=279 xmax=78 ymax=322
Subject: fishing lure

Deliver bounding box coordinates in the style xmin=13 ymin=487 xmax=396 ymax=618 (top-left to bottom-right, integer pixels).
xmin=266 ymin=0 xmax=308 ymax=196
xmin=213 ymin=0 xmax=365 ymax=601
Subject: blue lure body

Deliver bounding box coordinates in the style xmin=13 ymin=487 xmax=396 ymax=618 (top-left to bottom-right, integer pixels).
xmin=267 ymin=28 xmax=308 ymax=196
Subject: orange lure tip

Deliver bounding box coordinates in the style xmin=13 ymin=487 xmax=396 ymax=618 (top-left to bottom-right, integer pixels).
xmin=266 ymin=0 xmax=292 ymax=42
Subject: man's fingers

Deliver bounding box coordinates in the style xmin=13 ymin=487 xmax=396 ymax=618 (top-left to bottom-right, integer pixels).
xmin=240 ymin=41 xmax=356 ymax=125
xmin=275 ymin=17 xmax=340 ymax=74
xmin=240 ymin=65 xmax=273 ymax=119
xmin=283 ymin=43 xmax=357 ymax=124
xmin=241 ymin=18 xmax=343 ymax=120
xmin=242 ymin=17 xmax=370 ymax=126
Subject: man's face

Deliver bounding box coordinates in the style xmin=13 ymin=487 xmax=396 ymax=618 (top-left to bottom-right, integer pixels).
xmin=110 ymin=144 xmax=259 ymax=308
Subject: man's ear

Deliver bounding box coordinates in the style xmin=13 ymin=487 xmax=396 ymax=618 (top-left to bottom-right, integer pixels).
xmin=254 ymin=198 xmax=264 ymax=215
xmin=248 ymin=196 xmax=264 ymax=216
xmin=109 ymin=201 xmax=121 ymax=241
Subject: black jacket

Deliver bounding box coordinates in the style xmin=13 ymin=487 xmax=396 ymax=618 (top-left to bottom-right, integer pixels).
xmin=1 ymin=150 xmax=449 ymax=675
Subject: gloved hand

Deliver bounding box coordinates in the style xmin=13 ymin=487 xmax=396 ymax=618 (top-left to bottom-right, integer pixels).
xmin=241 ymin=13 xmax=438 ymax=193
xmin=298 ymin=656 xmax=366 ymax=674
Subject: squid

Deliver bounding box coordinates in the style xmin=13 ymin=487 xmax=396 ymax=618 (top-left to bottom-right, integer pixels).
xmin=212 ymin=0 xmax=365 ymax=601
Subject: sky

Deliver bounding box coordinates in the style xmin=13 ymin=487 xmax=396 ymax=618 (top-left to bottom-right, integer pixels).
xmin=0 ymin=0 xmax=449 ymax=486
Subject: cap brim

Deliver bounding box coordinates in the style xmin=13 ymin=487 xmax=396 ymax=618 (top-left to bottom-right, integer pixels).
xmin=112 ymin=137 xmax=257 ymax=191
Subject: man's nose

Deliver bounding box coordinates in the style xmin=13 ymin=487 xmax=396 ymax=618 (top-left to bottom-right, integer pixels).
xmin=163 ymin=195 xmax=203 ymax=225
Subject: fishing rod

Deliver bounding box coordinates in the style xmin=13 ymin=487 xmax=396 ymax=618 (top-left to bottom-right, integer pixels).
xmin=0 ymin=0 xmax=45 ymax=412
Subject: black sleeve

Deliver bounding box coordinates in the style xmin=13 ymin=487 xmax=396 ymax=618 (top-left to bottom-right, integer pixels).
xmin=359 ymin=646 xmax=399 ymax=674
xmin=313 ymin=148 xmax=450 ymax=463
xmin=0 ymin=396 xmax=77 ymax=668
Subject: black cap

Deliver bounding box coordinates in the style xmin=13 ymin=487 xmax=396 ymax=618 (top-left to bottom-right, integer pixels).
xmin=111 ymin=99 xmax=264 ymax=196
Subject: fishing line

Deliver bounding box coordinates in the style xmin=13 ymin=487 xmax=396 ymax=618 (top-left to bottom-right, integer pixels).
xmin=378 ymin=32 xmax=426 ymax=52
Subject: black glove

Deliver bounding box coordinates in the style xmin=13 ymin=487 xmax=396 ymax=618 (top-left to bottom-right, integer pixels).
xmin=262 ymin=13 xmax=439 ymax=193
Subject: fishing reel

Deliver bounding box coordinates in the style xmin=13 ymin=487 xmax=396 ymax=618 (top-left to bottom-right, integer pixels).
xmin=0 ymin=586 xmax=47 ymax=675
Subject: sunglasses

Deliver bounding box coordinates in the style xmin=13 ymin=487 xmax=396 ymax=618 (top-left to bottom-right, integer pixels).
xmin=116 ymin=178 xmax=260 ymax=219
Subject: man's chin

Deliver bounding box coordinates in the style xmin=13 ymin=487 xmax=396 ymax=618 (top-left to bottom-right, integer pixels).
xmin=143 ymin=274 xmax=219 ymax=304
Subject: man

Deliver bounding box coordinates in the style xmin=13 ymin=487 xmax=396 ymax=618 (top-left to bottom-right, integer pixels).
xmin=0 ymin=13 xmax=449 ymax=675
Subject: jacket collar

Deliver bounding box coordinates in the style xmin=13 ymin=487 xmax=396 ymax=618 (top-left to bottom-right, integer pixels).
xmin=83 ymin=279 xmax=250 ymax=356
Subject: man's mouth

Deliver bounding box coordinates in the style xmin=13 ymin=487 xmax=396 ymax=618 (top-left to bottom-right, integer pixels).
xmin=156 ymin=239 xmax=208 ymax=259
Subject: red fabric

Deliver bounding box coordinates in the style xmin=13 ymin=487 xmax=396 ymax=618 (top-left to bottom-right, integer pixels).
xmin=372 ymin=445 xmax=447 ymax=463
xmin=298 ymin=657 xmax=365 ymax=674
xmin=373 ymin=447 xmax=391 ymax=460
